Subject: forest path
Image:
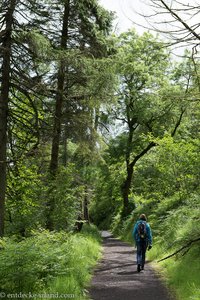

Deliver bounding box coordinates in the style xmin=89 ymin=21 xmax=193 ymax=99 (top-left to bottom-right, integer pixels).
xmin=89 ymin=231 xmax=175 ymax=300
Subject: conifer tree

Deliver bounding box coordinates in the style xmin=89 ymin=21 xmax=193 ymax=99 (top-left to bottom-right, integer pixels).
xmin=46 ymin=0 xmax=114 ymax=229
xmin=0 ymin=0 xmax=50 ymax=236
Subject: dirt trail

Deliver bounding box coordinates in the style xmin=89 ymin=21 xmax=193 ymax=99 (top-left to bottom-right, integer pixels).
xmin=89 ymin=231 xmax=175 ymax=300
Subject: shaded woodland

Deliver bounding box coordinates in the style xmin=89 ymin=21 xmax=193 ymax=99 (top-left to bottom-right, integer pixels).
xmin=0 ymin=1 xmax=199 ymax=298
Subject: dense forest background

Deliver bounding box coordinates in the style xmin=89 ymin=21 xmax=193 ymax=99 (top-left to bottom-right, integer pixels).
xmin=0 ymin=0 xmax=199 ymax=299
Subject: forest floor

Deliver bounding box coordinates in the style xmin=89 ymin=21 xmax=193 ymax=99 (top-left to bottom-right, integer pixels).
xmin=88 ymin=231 xmax=176 ymax=300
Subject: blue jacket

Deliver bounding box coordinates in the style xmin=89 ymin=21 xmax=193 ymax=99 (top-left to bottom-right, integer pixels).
xmin=132 ymin=220 xmax=152 ymax=245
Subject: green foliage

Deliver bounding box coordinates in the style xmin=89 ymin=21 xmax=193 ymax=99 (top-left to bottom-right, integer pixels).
xmin=25 ymin=30 xmax=52 ymax=60
xmin=8 ymin=90 xmax=43 ymax=161
xmin=89 ymin=159 xmax=125 ymax=229
xmin=167 ymin=247 xmax=200 ymax=300
xmin=6 ymin=162 xmax=46 ymax=236
xmin=80 ymin=223 xmax=102 ymax=242
xmin=0 ymin=225 xmax=102 ymax=298
xmin=149 ymin=246 xmax=200 ymax=300
xmin=47 ymin=165 xmax=83 ymax=232
xmin=115 ymin=31 xmax=174 ymax=136
xmin=98 ymin=84 xmax=200 ymax=300
xmin=1 ymin=0 xmax=200 ymax=297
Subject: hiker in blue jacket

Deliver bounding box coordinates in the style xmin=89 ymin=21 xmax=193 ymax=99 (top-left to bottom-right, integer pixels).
xmin=132 ymin=213 xmax=152 ymax=272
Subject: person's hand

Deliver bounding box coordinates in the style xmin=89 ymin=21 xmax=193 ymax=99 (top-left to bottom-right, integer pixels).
xmin=148 ymin=245 xmax=152 ymax=251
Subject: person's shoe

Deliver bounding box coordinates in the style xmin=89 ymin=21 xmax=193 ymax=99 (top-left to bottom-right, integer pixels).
xmin=141 ymin=265 xmax=144 ymax=270
xmin=137 ymin=264 xmax=141 ymax=272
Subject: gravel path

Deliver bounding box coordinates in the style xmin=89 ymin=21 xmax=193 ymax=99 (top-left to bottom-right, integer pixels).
xmin=89 ymin=231 xmax=175 ymax=300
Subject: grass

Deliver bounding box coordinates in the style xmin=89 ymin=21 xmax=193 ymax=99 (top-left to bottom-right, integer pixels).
xmin=147 ymin=244 xmax=200 ymax=300
xmin=162 ymin=248 xmax=200 ymax=300
xmin=0 ymin=224 xmax=102 ymax=300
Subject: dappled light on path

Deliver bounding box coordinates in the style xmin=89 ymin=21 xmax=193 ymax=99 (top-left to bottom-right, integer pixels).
xmin=89 ymin=232 xmax=175 ymax=300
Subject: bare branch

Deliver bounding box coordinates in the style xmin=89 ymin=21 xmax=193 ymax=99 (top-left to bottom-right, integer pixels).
xmin=159 ymin=0 xmax=200 ymax=41
xmin=133 ymin=0 xmax=200 ymax=50
xmin=158 ymin=237 xmax=200 ymax=262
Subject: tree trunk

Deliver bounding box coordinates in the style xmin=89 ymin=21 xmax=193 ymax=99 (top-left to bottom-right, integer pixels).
xmin=47 ymin=1 xmax=69 ymax=230
xmin=121 ymin=123 xmax=134 ymax=214
xmin=121 ymin=141 xmax=156 ymax=216
xmin=121 ymin=164 xmax=134 ymax=214
xmin=0 ymin=0 xmax=16 ymax=237
xmin=49 ymin=0 xmax=69 ymax=176
xmin=83 ymin=186 xmax=90 ymax=223
xmin=62 ymin=124 xmax=68 ymax=166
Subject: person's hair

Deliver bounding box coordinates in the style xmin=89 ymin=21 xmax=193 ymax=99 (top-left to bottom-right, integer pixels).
xmin=139 ymin=214 xmax=147 ymax=221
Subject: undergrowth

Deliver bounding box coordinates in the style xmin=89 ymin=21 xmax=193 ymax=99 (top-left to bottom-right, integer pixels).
xmin=0 ymin=224 xmax=102 ymax=300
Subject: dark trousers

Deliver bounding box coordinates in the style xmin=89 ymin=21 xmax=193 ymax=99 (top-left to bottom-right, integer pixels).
xmin=136 ymin=240 xmax=147 ymax=267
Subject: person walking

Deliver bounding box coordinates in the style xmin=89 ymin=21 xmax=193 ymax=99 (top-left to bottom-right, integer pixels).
xmin=132 ymin=213 xmax=152 ymax=272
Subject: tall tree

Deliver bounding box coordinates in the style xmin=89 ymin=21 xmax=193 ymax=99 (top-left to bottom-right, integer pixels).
xmin=113 ymin=30 xmax=188 ymax=214
xmin=0 ymin=0 xmax=50 ymax=236
xmin=49 ymin=1 xmax=70 ymax=176
xmin=49 ymin=0 xmax=114 ymax=175
xmin=46 ymin=0 xmax=114 ymax=229
xmin=0 ymin=0 xmax=16 ymax=236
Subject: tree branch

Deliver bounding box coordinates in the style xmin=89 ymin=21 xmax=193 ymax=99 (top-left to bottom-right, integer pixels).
xmin=130 ymin=141 xmax=156 ymax=168
xmin=160 ymin=0 xmax=200 ymax=41
xmin=158 ymin=237 xmax=200 ymax=262
xmin=171 ymin=108 xmax=185 ymax=137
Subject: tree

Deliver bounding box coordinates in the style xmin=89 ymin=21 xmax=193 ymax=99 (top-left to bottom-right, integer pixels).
xmin=45 ymin=0 xmax=114 ymax=229
xmin=48 ymin=0 xmax=114 ymax=176
xmin=0 ymin=0 xmax=16 ymax=236
xmin=0 ymin=0 xmax=52 ymax=236
xmin=112 ymin=30 xmax=188 ymax=214
xmin=0 ymin=0 xmax=115 ymax=234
